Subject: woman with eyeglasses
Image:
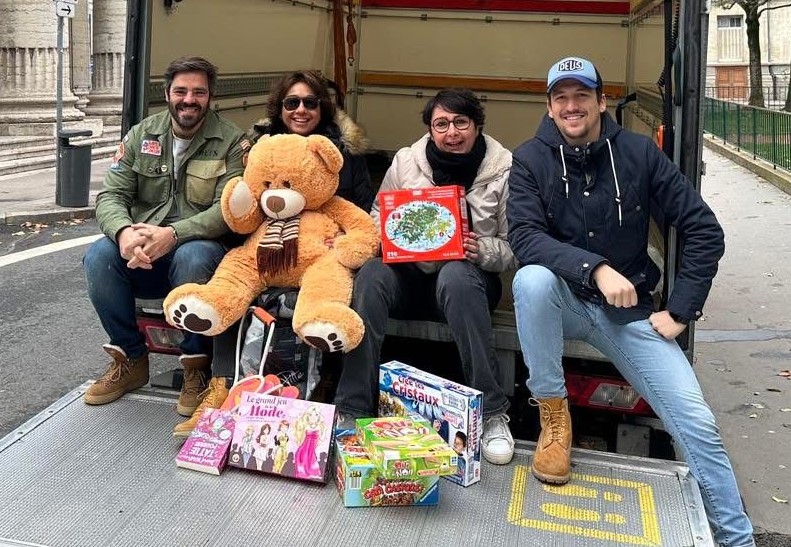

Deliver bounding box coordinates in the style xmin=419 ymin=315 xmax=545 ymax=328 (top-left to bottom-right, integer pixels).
xmin=251 ymin=70 xmax=374 ymax=212
xmin=333 ymin=88 xmax=519 ymax=466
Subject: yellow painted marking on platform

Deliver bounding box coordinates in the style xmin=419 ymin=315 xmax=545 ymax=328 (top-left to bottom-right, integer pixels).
xmin=543 ymin=483 xmax=599 ymax=498
xmin=605 ymin=491 xmax=624 ymax=502
xmin=542 ymin=503 xmax=600 ymax=522
xmin=606 ymin=513 xmax=627 ymax=524
xmin=507 ymin=465 xmax=662 ymax=546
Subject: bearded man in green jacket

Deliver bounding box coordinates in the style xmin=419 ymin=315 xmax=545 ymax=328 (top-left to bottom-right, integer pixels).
xmin=83 ymin=56 xmax=249 ymax=416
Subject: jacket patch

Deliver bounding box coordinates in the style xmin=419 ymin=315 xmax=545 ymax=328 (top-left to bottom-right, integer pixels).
xmin=141 ymin=139 xmax=162 ymax=156
xmin=109 ymin=142 xmax=125 ymax=170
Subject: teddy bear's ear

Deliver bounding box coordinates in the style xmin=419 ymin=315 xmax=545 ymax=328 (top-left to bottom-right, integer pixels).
xmin=306 ymin=134 xmax=344 ymax=175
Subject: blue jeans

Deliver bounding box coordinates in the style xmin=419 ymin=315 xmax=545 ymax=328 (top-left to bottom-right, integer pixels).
xmin=84 ymin=236 xmax=225 ymax=359
xmin=512 ymin=265 xmax=754 ymax=547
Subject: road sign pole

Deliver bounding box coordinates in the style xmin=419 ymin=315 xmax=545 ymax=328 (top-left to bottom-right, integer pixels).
xmin=56 ymin=13 xmax=64 ymax=201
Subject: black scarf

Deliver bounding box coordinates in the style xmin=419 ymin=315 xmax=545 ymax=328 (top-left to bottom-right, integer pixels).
xmin=426 ymin=133 xmax=486 ymax=190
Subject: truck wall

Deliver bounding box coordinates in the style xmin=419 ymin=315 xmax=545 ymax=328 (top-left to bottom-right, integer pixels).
xmin=143 ymin=0 xmax=667 ymax=147
xmin=145 ymin=0 xmax=335 ymax=130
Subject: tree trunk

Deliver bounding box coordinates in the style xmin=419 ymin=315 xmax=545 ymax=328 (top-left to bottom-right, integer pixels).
xmin=744 ymin=8 xmax=765 ymax=107
xmin=785 ymin=56 xmax=791 ymax=111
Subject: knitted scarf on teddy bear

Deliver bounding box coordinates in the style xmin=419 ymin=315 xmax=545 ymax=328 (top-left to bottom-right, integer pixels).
xmin=257 ymin=216 xmax=300 ymax=275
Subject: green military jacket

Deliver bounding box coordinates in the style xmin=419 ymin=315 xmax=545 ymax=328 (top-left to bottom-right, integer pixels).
xmin=96 ymin=109 xmax=249 ymax=243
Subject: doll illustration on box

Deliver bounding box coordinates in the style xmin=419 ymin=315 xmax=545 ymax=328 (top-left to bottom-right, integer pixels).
xmin=241 ymin=424 xmax=256 ymax=469
xmin=272 ymin=420 xmax=290 ymax=474
xmin=255 ymin=423 xmax=272 ymax=471
xmin=293 ymin=405 xmax=326 ymax=479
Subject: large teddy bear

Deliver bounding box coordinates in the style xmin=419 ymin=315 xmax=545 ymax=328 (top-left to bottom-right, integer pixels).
xmin=163 ymin=133 xmax=380 ymax=353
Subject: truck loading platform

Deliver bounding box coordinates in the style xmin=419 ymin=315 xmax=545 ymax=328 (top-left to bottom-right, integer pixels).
xmin=0 ymin=384 xmax=713 ymax=547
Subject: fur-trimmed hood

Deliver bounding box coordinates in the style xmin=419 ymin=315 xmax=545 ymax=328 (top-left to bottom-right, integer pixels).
xmin=250 ymin=110 xmax=369 ymax=156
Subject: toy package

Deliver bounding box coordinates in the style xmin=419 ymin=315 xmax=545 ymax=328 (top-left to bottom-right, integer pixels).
xmin=379 ymin=360 xmax=483 ymax=487
xmin=334 ymin=429 xmax=440 ymax=507
xmin=378 ymin=185 xmax=469 ymax=264
xmin=355 ymin=416 xmax=457 ymax=480
xmin=228 ymin=392 xmax=336 ymax=483
xmin=175 ymin=408 xmax=236 ymax=475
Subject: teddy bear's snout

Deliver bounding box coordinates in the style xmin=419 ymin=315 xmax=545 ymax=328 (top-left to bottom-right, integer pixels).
xmin=260 ymin=188 xmax=307 ymax=219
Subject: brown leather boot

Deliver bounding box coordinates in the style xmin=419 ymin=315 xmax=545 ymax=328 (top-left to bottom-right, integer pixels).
xmin=176 ymin=354 xmax=210 ymax=416
xmin=84 ymin=345 xmax=149 ymax=405
xmin=530 ymin=397 xmax=572 ymax=484
xmin=173 ymin=377 xmax=231 ymax=438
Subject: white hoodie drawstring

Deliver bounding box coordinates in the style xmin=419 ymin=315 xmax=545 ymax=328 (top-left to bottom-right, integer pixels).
xmin=559 ymin=145 xmax=569 ymax=198
xmin=606 ymin=138 xmax=623 ymax=226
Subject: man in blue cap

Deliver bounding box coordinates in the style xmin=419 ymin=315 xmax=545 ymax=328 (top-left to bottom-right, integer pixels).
xmin=506 ymin=57 xmax=755 ymax=547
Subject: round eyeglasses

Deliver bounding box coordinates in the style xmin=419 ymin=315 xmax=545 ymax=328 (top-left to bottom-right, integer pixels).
xmin=431 ymin=116 xmax=472 ymax=133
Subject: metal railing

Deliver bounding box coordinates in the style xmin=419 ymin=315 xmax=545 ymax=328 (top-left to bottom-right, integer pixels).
xmin=703 ymin=96 xmax=791 ymax=172
xmin=705 ymin=86 xmax=790 ymax=109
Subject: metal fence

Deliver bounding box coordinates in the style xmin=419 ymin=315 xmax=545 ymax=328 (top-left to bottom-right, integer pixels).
xmin=705 ymin=86 xmax=790 ymax=109
xmin=703 ymin=96 xmax=791 ymax=172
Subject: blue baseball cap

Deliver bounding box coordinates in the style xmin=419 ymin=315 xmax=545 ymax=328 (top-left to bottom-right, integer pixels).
xmin=547 ymin=56 xmax=602 ymax=93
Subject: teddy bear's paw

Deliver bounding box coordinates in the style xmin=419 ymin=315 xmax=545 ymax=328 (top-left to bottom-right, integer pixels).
xmin=168 ymin=297 xmax=221 ymax=335
xmin=300 ymin=322 xmax=348 ymax=353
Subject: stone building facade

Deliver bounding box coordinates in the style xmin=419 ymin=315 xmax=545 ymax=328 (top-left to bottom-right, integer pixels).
xmin=0 ymin=0 xmax=126 ymax=137
xmin=706 ymin=1 xmax=791 ymax=102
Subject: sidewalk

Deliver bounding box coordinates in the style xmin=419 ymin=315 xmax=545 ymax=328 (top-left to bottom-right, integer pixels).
xmin=0 ymin=158 xmax=111 ymax=225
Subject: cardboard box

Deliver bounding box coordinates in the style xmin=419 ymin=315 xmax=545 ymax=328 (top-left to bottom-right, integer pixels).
xmin=355 ymin=416 xmax=457 ymax=480
xmin=334 ymin=429 xmax=440 ymax=507
xmin=228 ymin=392 xmax=336 ymax=483
xmin=379 ymin=361 xmax=483 ymax=487
xmin=378 ymin=185 xmax=469 ymax=263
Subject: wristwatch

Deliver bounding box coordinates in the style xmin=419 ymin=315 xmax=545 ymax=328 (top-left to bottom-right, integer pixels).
xmin=668 ymin=311 xmax=690 ymax=325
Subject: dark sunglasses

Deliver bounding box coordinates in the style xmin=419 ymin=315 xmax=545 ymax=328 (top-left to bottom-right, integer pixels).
xmin=282 ymin=95 xmax=320 ymax=111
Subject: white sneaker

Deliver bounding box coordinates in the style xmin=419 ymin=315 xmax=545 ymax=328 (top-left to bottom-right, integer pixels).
xmin=482 ymin=413 xmax=515 ymax=465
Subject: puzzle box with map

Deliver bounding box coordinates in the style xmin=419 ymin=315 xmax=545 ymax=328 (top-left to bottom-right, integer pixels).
xmin=378 ymin=185 xmax=469 ymax=263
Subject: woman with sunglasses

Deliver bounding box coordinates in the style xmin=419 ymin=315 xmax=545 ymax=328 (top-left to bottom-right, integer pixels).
xmin=251 ymin=70 xmax=374 ymax=212
xmin=171 ymin=71 xmax=374 ymax=438
xmin=334 ymin=88 xmax=518 ymax=466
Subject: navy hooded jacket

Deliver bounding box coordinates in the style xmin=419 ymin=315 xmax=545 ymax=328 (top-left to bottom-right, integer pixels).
xmin=507 ymin=112 xmax=724 ymax=324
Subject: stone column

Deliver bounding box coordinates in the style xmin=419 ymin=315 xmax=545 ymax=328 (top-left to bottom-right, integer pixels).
xmin=85 ymin=0 xmax=126 ymax=126
xmin=70 ymin=0 xmax=92 ymax=111
xmin=0 ymin=0 xmax=86 ymax=136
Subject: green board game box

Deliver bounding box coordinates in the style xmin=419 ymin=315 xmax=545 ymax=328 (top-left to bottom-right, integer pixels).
xmin=355 ymin=416 xmax=457 ymax=479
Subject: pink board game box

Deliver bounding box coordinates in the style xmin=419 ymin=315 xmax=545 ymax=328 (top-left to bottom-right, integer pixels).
xmin=228 ymin=392 xmax=336 ymax=483
xmin=175 ymin=408 xmax=236 ymax=475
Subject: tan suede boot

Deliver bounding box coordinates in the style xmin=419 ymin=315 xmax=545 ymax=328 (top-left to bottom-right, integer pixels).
xmin=176 ymin=354 xmax=210 ymax=416
xmin=85 ymin=345 xmax=150 ymax=405
xmin=173 ymin=377 xmax=230 ymax=438
xmin=530 ymin=397 xmax=572 ymax=484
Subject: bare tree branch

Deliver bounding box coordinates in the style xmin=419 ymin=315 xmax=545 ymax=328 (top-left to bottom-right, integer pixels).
xmin=757 ymin=1 xmax=791 ymax=14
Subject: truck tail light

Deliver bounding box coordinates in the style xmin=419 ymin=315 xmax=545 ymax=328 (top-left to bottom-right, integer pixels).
xmin=565 ymin=373 xmax=655 ymax=416
xmin=137 ymin=316 xmax=183 ymax=355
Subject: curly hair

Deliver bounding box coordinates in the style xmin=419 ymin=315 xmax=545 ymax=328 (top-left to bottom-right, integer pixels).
xmin=265 ymin=70 xmax=337 ymax=135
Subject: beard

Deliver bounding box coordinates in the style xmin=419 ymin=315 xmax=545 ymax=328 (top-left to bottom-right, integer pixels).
xmin=168 ymin=101 xmax=208 ymax=135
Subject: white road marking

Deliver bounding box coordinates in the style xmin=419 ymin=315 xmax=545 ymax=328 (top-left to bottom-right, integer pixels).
xmin=0 ymin=234 xmax=103 ymax=268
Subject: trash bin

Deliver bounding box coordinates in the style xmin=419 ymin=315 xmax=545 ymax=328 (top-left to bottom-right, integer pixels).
xmin=56 ymin=129 xmax=93 ymax=207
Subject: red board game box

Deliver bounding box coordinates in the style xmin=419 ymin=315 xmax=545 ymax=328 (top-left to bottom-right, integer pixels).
xmin=378 ymin=185 xmax=469 ymax=263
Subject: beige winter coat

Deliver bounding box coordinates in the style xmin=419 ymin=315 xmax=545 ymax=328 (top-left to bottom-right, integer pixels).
xmin=372 ymin=133 xmax=517 ymax=274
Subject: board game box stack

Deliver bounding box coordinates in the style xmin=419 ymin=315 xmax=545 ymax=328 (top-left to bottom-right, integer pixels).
xmin=334 ymin=428 xmax=440 ymax=507
xmin=378 ymin=360 xmax=483 ymax=487
xmin=355 ymin=416 xmax=457 ymax=480
xmin=175 ymin=408 xmax=237 ymax=475
xmin=378 ymin=185 xmax=469 ymax=264
xmin=228 ymin=391 xmax=336 ymax=483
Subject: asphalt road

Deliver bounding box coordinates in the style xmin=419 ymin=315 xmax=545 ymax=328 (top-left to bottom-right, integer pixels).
xmin=0 ymin=219 xmax=180 ymax=437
